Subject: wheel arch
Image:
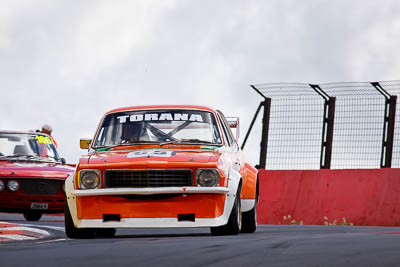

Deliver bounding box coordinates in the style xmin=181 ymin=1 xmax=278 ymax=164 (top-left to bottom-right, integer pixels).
xmin=241 ymin=163 xmax=258 ymax=200
xmin=65 ymin=172 xmax=80 ymax=227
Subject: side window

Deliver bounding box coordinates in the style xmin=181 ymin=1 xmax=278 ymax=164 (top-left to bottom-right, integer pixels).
xmin=95 ymin=127 xmax=105 ymax=146
xmin=218 ymin=113 xmax=232 ymax=147
xmin=218 ymin=111 xmax=238 ymax=149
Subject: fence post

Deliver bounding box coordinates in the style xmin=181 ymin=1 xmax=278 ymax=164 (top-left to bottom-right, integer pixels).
xmin=258 ymin=98 xmax=271 ymax=169
xmin=321 ymin=97 xmax=336 ymax=169
xmin=384 ymin=95 xmax=397 ymax=167
xmin=309 ymin=84 xmax=335 ymax=169
xmin=241 ymin=101 xmax=263 ymax=150
xmin=371 ymin=82 xmax=397 ymax=168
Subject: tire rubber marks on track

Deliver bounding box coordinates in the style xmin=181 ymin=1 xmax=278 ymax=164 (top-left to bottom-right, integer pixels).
xmin=0 ymin=222 xmax=50 ymax=241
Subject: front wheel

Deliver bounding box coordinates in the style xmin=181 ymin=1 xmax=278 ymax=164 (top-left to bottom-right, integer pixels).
xmin=23 ymin=211 xmax=42 ymax=221
xmin=242 ymin=178 xmax=258 ymax=233
xmin=96 ymin=228 xmax=116 ymax=238
xmin=241 ymin=203 xmax=257 ymax=233
xmin=210 ymin=189 xmax=242 ymax=236
xmin=64 ymin=198 xmax=96 ymax=239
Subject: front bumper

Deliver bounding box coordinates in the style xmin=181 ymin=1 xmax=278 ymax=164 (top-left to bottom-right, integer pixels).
xmin=67 ymin=184 xmax=237 ymax=228
xmin=0 ymin=193 xmax=65 ymax=213
xmin=70 ymin=186 xmax=229 ymax=196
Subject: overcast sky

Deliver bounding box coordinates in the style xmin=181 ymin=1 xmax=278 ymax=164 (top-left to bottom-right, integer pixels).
xmin=1 ymin=0 xmax=400 ymax=165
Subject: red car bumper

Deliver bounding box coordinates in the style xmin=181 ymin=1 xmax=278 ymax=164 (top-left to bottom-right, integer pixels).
xmin=0 ymin=177 xmax=65 ymax=213
xmin=0 ymin=192 xmax=65 ymax=213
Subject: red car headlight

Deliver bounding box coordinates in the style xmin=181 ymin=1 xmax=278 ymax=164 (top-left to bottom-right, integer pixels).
xmin=7 ymin=180 xmax=19 ymax=192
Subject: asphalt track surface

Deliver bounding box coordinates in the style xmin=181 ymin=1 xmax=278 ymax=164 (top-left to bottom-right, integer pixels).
xmin=1 ymin=213 xmax=400 ymax=267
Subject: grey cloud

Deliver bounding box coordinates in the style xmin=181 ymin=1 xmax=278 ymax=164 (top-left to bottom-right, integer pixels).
xmin=1 ymin=0 xmax=400 ymax=165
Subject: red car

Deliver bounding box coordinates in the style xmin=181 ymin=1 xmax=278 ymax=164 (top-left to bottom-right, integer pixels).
xmin=0 ymin=131 xmax=74 ymax=221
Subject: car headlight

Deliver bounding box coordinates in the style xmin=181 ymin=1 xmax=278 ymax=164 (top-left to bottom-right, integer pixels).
xmin=79 ymin=170 xmax=101 ymax=189
xmin=0 ymin=180 xmax=4 ymax=191
xmin=7 ymin=180 xmax=19 ymax=192
xmin=196 ymin=169 xmax=220 ymax=187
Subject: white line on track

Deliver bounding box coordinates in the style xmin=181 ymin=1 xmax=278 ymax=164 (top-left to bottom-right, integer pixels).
xmin=1 ymin=235 xmax=37 ymax=240
xmin=17 ymin=223 xmax=65 ymax=232
xmin=34 ymin=238 xmax=67 ymax=244
xmin=0 ymin=226 xmax=49 ymax=235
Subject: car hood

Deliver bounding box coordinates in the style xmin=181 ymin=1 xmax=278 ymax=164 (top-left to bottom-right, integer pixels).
xmin=86 ymin=148 xmax=222 ymax=165
xmin=0 ymin=161 xmax=74 ymax=179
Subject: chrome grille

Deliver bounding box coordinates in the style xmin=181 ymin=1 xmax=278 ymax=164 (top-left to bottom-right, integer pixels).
xmin=105 ymin=170 xmax=193 ymax=188
xmin=20 ymin=179 xmax=63 ymax=195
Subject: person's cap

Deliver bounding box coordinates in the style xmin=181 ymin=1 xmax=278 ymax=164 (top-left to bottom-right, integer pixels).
xmin=42 ymin=124 xmax=53 ymax=132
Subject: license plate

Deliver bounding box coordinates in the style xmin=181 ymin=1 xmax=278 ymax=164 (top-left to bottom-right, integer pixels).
xmin=30 ymin=203 xmax=48 ymax=210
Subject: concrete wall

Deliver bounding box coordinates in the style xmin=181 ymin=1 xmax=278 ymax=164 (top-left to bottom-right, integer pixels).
xmin=257 ymin=169 xmax=400 ymax=226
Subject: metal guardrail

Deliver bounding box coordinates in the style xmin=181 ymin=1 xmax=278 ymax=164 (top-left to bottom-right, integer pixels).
xmin=243 ymin=81 xmax=399 ymax=170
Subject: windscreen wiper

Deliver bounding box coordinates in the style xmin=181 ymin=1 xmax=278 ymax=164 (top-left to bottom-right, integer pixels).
xmin=11 ymin=154 xmax=36 ymax=158
xmin=179 ymin=139 xmax=222 ymax=145
xmin=95 ymin=141 xmax=161 ymax=150
xmin=37 ymin=155 xmax=60 ymax=162
xmin=1 ymin=154 xmax=37 ymax=160
xmin=159 ymin=140 xmax=182 ymax=147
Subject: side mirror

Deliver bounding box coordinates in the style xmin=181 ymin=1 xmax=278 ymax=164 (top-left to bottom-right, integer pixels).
xmin=61 ymin=158 xmax=66 ymax=164
xmin=226 ymin=117 xmax=240 ymax=141
xmin=80 ymin=138 xmax=92 ymax=149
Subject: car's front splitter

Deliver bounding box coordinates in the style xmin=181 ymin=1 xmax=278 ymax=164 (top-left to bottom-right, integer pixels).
xmin=76 ymin=216 xmax=230 ymax=228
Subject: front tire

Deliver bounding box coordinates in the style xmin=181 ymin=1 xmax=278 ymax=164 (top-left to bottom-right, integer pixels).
xmin=241 ymin=178 xmax=258 ymax=233
xmin=96 ymin=228 xmax=116 ymax=238
xmin=241 ymin=204 xmax=257 ymax=233
xmin=23 ymin=211 xmax=42 ymax=221
xmin=64 ymin=198 xmax=96 ymax=239
xmin=211 ymin=188 xmax=242 ymax=236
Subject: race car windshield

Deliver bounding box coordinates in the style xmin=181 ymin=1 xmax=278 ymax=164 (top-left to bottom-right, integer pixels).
xmin=0 ymin=133 xmax=61 ymax=162
xmin=93 ymin=110 xmax=223 ymax=148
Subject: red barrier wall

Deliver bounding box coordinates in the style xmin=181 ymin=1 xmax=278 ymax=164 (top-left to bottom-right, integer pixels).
xmin=257 ymin=169 xmax=400 ymax=226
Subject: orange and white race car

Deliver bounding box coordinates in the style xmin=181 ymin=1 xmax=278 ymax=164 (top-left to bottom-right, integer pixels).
xmin=65 ymin=105 xmax=258 ymax=238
